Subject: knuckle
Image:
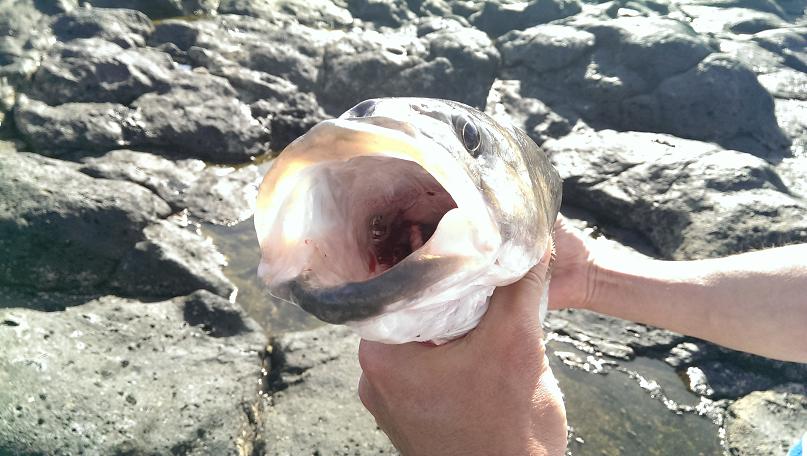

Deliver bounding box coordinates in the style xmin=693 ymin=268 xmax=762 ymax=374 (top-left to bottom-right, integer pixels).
xmin=357 ymin=340 xmax=386 ymax=377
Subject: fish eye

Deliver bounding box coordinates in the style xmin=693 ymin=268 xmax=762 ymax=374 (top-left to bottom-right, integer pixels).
xmin=348 ymin=99 xmax=377 ymax=118
xmin=454 ymin=116 xmax=481 ymax=156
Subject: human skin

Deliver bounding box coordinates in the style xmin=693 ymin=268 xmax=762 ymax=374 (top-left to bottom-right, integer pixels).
xmin=358 ymin=249 xmax=568 ymax=456
xmin=549 ymin=216 xmax=807 ymax=363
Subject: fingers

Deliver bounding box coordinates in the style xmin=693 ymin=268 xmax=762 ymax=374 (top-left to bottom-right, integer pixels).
xmin=474 ymin=248 xmax=552 ymax=345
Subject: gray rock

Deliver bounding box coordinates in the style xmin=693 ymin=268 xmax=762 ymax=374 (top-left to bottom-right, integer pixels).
xmin=317 ymin=26 xmax=499 ymax=113
xmin=130 ymin=71 xmax=271 ymax=163
xmin=110 ymin=220 xmax=236 ymax=299
xmin=545 ymin=309 xmax=685 ymax=359
xmin=0 ymin=290 xmax=267 ymax=455
xmin=82 ymin=0 xmax=219 ymax=18
xmin=218 ymin=0 xmax=354 ymax=28
xmin=347 ymin=0 xmax=414 ymax=27
xmin=498 ymin=24 xmax=596 ymax=73
xmin=547 ymin=129 xmax=807 ymax=259
xmin=471 ymin=0 xmax=582 ymax=37
xmin=263 ymin=325 xmax=396 ymax=454
xmin=29 ymin=38 xmax=174 ymax=105
xmin=78 ymin=149 xmax=206 ymax=209
xmin=664 ymin=341 xmax=715 ymax=368
xmin=79 ymin=149 xmax=261 ymax=225
xmin=752 ymin=26 xmax=807 ymax=73
xmin=652 ymin=54 xmax=790 ymax=157
xmin=0 ymin=151 xmax=170 ymax=291
xmin=52 ymin=7 xmax=154 ymax=48
xmin=14 ymin=96 xmax=133 ymax=154
xmin=150 ymin=15 xmax=328 ymax=93
xmin=485 ymin=79 xmax=573 ymax=145
xmin=775 ymin=99 xmax=807 ymax=158
xmin=725 ymin=387 xmax=807 ymax=455
xmin=0 ymin=0 xmax=62 ymax=87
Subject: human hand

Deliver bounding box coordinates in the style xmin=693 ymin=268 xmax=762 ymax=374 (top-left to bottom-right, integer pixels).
xmin=547 ymin=215 xmax=600 ymax=311
xmin=357 ymin=251 xmax=567 ymax=456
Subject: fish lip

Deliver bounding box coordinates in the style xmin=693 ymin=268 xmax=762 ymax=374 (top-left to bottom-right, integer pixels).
xmin=285 ymin=255 xmax=463 ymax=324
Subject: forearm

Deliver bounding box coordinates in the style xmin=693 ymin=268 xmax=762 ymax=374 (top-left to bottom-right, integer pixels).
xmin=588 ymin=244 xmax=807 ymax=363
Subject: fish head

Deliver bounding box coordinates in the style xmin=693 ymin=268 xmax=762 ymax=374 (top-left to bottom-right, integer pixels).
xmin=255 ymin=98 xmax=561 ymax=343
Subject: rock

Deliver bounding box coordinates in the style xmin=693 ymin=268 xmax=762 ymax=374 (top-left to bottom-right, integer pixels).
xmin=77 ymin=149 xmax=206 ymax=209
xmin=110 ymin=220 xmax=236 ymax=299
xmin=471 ymin=0 xmax=582 ymax=37
xmin=682 ymin=5 xmax=786 ymax=35
xmin=130 ymin=71 xmax=272 ymax=163
xmin=545 ymin=309 xmax=685 ymax=359
xmin=317 ymin=26 xmax=499 ymax=113
xmin=651 ymin=54 xmax=790 ymax=156
xmin=725 ymin=387 xmax=807 ymax=455
xmin=174 ymin=165 xmax=261 ymax=225
xmin=28 ymin=38 xmax=174 ymax=105
xmin=752 ymin=26 xmax=807 ymax=73
xmin=347 ymin=0 xmax=414 ymax=26
xmin=82 ymin=0 xmax=219 ymax=19
xmin=664 ymin=341 xmax=715 ymax=368
xmin=262 ymin=325 xmax=395 ymax=454
xmin=686 ymin=361 xmax=778 ymax=398
xmin=218 ymin=0 xmax=354 ymax=28
xmin=51 ymin=7 xmax=154 ymax=48
xmin=0 ymin=151 xmax=170 ymax=291
xmin=150 ymin=15 xmax=330 ymax=93
xmin=14 ymin=96 xmax=133 ymax=154
xmin=485 ymin=79 xmax=573 ymax=145
xmin=78 ymin=149 xmax=261 ymax=225
xmin=547 ymin=129 xmax=807 ymax=259
xmin=0 ymin=290 xmax=267 ymax=455
xmin=498 ymin=24 xmax=596 ymax=73
xmin=0 ymin=0 xmax=61 ymax=87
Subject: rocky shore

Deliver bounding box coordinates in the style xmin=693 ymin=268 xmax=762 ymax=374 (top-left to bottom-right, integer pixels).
xmin=0 ymin=0 xmax=805 ymax=454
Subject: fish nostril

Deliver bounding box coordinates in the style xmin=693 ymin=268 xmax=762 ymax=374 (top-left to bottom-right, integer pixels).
xmin=348 ymin=99 xmax=377 ymax=118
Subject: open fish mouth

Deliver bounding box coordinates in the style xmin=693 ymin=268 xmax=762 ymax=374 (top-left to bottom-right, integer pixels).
xmin=255 ymin=117 xmax=500 ymax=325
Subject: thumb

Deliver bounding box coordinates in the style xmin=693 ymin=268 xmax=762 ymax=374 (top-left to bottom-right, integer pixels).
xmin=473 ymin=247 xmax=552 ymax=341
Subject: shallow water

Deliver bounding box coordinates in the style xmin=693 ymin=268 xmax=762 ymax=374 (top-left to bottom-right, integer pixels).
xmin=205 ymin=219 xmax=724 ymax=455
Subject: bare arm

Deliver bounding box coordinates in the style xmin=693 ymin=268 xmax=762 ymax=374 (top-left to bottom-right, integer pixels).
xmin=550 ymin=217 xmax=807 ymax=363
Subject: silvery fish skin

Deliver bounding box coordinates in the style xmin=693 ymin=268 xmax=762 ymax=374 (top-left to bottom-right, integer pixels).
xmin=255 ymin=98 xmax=562 ymax=344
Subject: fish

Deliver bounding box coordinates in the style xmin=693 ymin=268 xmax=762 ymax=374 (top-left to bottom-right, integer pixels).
xmin=255 ymin=98 xmax=562 ymax=344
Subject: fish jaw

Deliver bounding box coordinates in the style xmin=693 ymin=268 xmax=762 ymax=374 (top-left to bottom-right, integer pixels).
xmin=255 ymin=118 xmax=505 ymax=329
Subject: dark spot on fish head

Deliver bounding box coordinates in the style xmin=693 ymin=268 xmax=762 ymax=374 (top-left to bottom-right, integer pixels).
xmin=346 ymin=99 xmax=378 ymax=118
xmin=452 ymin=114 xmax=482 ymax=158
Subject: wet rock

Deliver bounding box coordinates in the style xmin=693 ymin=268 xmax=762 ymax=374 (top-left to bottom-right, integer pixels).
xmin=28 ymin=38 xmax=174 ymax=105
xmin=545 ymin=309 xmax=685 ymax=359
xmin=82 ymin=0 xmax=219 ymax=19
xmin=725 ymin=386 xmax=807 ymax=455
xmin=471 ymin=0 xmax=582 ymax=37
xmin=686 ymin=361 xmax=778 ymax=399
xmin=0 ymin=151 xmax=170 ymax=291
xmin=0 ymin=290 xmax=266 ymax=455
xmin=263 ymin=325 xmax=395 ymax=454
xmin=14 ymin=96 xmax=133 ymax=154
xmin=547 ymin=129 xmax=807 ymax=259
xmin=110 ymin=220 xmax=235 ymax=299
xmin=130 ymin=71 xmax=271 ymax=163
xmin=218 ymin=0 xmax=354 ymax=28
xmin=347 ymin=0 xmax=414 ymax=27
xmin=317 ymin=26 xmax=499 ymax=113
xmin=51 ymin=7 xmax=154 ymax=48
xmin=78 ymin=149 xmax=261 ymax=224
